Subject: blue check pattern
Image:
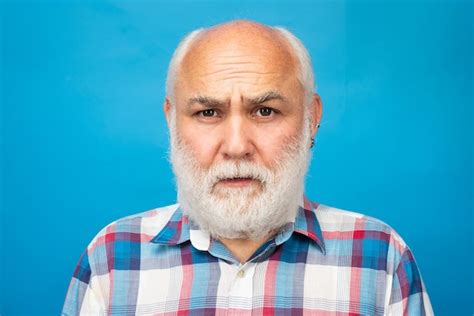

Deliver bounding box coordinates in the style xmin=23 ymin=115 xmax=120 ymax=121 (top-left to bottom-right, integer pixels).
xmin=63 ymin=199 xmax=433 ymax=315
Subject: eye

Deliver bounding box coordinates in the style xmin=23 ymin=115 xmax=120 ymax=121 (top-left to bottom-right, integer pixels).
xmin=256 ymin=107 xmax=274 ymax=117
xmin=199 ymin=109 xmax=217 ymax=117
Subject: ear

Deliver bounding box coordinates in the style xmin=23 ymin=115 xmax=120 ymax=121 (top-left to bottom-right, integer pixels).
xmin=163 ymin=97 xmax=172 ymax=127
xmin=309 ymin=93 xmax=323 ymax=138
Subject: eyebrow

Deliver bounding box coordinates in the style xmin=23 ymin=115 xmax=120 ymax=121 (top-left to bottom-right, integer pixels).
xmin=187 ymin=95 xmax=224 ymax=108
xmin=186 ymin=90 xmax=285 ymax=108
xmin=247 ymin=90 xmax=285 ymax=105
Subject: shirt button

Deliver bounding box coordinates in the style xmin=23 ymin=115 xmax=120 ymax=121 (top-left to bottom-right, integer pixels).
xmin=237 ymin=269 xmax=245 ymax=278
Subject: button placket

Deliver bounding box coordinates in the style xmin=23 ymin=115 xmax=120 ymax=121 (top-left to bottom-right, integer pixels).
xmin=227 ymin=262 xmax=255 ymax=312
xmin=237 ymin=269 xmax=245 ymax=278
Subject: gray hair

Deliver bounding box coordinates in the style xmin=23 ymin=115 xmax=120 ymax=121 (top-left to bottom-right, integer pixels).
xmin=165 ymin=23 xmax=315 ymax=106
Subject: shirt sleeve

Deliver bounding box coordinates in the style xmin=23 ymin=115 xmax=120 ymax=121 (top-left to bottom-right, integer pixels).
xmin=62 ymin=248 xmax=105 ymax=315
xmin=387 ymin=247 xmax=434 ymax=315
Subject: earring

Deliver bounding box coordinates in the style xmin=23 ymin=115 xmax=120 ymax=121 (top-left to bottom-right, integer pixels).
xmin=311 ymin=123 xmax=320 ymax=148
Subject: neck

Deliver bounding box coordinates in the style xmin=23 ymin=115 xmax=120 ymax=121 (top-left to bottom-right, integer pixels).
xmin=219 ymin=234 xmax=273 ymax=264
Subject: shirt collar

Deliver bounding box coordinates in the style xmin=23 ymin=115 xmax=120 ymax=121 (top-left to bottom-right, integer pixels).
xmin=292 ymin=196 xmax=326 ymax=254
xmin=150 ymin=207 xmax=191 ymax=245
xmin=151 ymin=195 xmax=326 ymax=255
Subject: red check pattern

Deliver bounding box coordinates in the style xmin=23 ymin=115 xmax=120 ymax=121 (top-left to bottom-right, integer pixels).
xmin=63 ymin=198 xmax=433 ymax=315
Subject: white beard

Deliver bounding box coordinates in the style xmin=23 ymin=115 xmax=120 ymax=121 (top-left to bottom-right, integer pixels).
xmin=169 ymin=112 xmax=312 ymax=240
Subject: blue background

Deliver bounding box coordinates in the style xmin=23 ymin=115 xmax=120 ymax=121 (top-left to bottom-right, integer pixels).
xmin=1 ymin=0 xmax=472 ymax=315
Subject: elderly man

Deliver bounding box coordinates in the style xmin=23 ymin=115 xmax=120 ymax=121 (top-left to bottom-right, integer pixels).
xmin=63 ymin=20 xmax=433 ymax=315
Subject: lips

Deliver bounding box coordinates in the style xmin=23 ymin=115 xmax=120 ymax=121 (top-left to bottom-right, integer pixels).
xmin=217 ymin=177 xmax=257 ymax=187
xmin=223 ymin=177 xmax=253 ymax=181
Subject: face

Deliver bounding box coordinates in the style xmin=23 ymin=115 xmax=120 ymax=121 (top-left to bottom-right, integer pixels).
xmin=165 ymin=26 xmax=322 ymax=240
xmin=168 ymin=32 xmax=316 ymax=184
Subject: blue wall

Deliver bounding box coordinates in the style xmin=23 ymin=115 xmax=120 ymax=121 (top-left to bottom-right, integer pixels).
xmin=1 ymin=1 xmax=472 ymax=314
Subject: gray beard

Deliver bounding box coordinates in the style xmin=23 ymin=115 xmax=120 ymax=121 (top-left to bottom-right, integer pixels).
xmin=168 ymin=114 xmax=312 ymax=240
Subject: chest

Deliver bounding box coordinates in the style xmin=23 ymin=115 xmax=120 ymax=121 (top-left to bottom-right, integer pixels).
xmin=104 ymin=255 xmax=390 ymax=315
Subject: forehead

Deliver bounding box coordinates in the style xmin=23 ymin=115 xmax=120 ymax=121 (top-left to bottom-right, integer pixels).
xmin=177 ymin=27 xmax=300 ymax=96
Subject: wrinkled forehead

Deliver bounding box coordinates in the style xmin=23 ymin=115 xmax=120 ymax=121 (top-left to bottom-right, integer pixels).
xmin=179 ymin=25 xmax=299 ymax=84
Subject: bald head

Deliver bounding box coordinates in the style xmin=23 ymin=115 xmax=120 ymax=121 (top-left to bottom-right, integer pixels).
xmin=198 ymin=20 xmax=283 ymax=43
xmin=181 ymin=21 xmax=297 ymax=78
xmin=189 ymin=20 xmax=295 ymax=58
xmin=166 ymin=20 xmax=315 ymax=106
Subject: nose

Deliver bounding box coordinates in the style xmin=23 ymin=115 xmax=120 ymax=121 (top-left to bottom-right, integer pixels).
xmin=220 ymin=114 xmax=255 ymax=160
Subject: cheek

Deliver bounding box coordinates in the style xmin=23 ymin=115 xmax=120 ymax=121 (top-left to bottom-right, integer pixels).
xmin=256 ymin=134 xmax=291 ymax=162
xmin=253 ymin=121 xmax=303 ymax=164
xmin=177 ymin=121 xmax=220 ymax=168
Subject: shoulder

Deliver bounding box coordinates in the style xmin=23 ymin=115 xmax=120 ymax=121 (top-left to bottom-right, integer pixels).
xmin=314 ymin=204 xmax=431 ymax=311
xmin=85 ymin=203 xmax=179 ymax=256
xmin=315 ymin=204 xmax=409 ymax=271
xmin=316 ymin=204 xmax=406 ymax=244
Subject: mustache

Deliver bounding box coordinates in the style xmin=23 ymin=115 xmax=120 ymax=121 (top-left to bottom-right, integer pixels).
xmin=205 ymin=161 xmax=273 ymax=185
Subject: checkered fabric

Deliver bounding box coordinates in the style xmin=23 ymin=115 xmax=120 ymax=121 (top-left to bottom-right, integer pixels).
xmin=62 ymin=198 xmax=433 ymax=315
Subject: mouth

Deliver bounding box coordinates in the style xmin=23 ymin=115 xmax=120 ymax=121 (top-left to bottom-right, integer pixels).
xmin=217 ymin=177 xmax=259 ymax=187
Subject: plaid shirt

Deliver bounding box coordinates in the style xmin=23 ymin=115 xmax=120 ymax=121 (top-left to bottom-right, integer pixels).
xmin=62 ymin=198 xmax=433 ymax=315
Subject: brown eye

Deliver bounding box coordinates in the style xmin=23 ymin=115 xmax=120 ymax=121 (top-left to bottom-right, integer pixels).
xmin=258 ymin=107 xmax=273 ymax=116
xmin=201 ymin=109 xmax=216 ymax=117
